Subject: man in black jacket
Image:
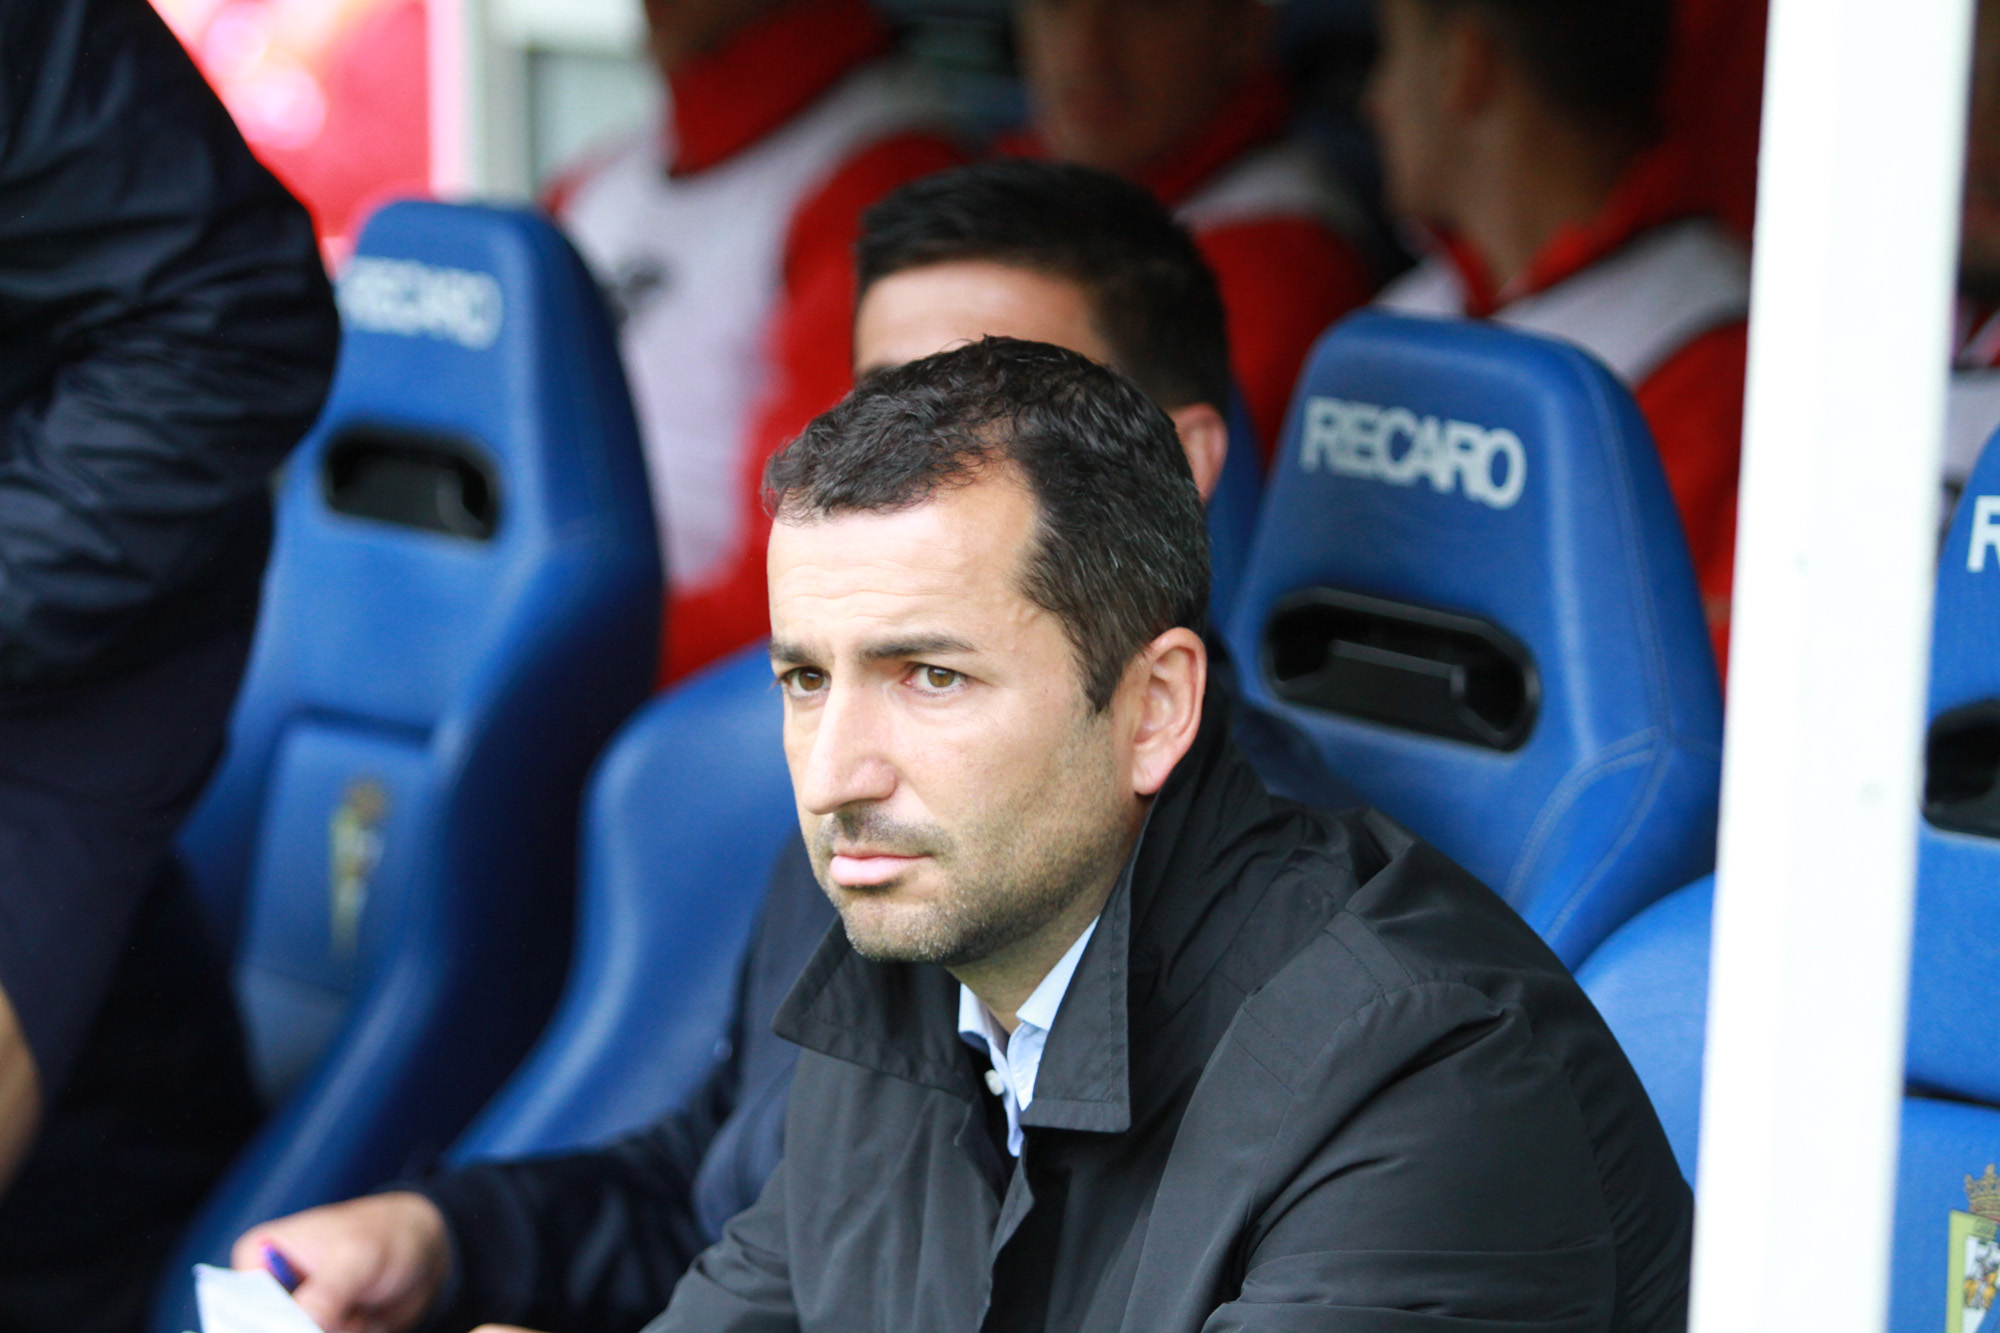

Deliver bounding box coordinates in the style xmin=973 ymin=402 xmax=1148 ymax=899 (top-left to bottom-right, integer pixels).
xmin=0 ymin=0 xmax=338 ymax=1325
xmin=235 ymin=162 xmax=1355 ymax=1333
xmin=651 ymin=337 xmax=1692 ymax=1332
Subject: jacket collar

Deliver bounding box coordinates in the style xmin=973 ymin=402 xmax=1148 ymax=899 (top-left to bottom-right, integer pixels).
xmin=662 ymin=0 xmax=891 ymax=176
xmin=774 ymin=680 xmax=1273 ymax=1135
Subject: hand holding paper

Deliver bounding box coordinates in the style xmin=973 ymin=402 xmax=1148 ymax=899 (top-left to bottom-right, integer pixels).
xmin=226 ymin=1192 xmax=451 ymax=1333
xmin=194 ymin=1265 xmax=325 ymax=1333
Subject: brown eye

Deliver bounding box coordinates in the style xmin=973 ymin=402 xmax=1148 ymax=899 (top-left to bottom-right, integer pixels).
xmin=918 ymin=666 xmax=961 ymax=691
xmin=784 ymin=667 xmax=827 ymax=696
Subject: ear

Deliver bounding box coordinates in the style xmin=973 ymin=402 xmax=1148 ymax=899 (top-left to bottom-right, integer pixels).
xmin=1169 ymin=402 xmax=1230 ymax=503
xmin=1123 ymin=627 xmax=1207 ymax=798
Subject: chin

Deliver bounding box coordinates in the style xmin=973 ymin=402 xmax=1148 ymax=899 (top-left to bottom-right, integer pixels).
xmin=835 ymin=898 xmax=970 ymax=966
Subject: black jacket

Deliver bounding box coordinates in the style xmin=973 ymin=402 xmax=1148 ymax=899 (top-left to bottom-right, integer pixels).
xmin=410 ymin=649 xmax=1358 ymax=1333
xmin=656 ymin=692 xmax=1693 ymax=1333
xmin=0 ymin=0 xmax=338 ymax=688
xmin=419 ymin=843 xmax=836 ymax=1333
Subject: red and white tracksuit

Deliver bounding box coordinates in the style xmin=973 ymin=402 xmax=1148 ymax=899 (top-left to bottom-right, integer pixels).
xmin=673 ymin=70 xmax=1386 ymax=684
xmin=547 ymin=0 xmax=962 ymax=683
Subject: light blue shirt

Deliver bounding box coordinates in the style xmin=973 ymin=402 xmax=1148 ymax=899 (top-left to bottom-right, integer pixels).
xmin=956 ymin=917 xmax=1100 ymax=1157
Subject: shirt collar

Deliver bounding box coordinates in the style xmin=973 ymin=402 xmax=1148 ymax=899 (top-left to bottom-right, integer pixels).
xmin=957 ymin=916 xmax=1101 ymax=1048
xmin=662 ymin=0 xmax=891 ymax=176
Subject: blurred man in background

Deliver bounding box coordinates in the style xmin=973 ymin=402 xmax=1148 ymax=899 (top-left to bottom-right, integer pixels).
xmin=1367 ymin=0 xmax=1749 ymax=669
xmin=545 ymin=0 xmax=964 ymax=683
xmin=233 ymin=159 xmax=1352 ymax=1333
xmin=683 ymin=0 xmax=1393 ymax=672
xmin=0 ymin=0 xmax=340 ymax=1325
xmin=1007 ymin=0 xmax=1384 ymax=457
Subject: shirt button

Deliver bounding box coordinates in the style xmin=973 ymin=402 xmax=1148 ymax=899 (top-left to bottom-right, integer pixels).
xmin=984 ymin=1069 xmax=1007 ymax=1097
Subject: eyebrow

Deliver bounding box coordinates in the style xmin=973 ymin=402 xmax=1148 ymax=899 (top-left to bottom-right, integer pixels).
xmin=861 ymin=634 xmax=978 ymax=662
xmin=769 ymin=633 xmax=978 ymax=666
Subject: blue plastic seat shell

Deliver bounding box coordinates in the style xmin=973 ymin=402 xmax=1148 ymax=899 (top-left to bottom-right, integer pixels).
xmin=1228 ymin=311 xmax=1722 ymax=963
xmin=155 ymin=201 xmax=660 ymax=1332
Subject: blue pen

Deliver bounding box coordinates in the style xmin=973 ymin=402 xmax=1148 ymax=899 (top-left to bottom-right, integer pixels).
xmin=261 ymin=1242 xmax=303 ymax=1294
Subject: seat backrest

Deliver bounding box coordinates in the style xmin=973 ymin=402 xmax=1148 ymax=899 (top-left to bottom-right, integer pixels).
xmin=1226 ymin=310 xmax=1723 ymax=963
xmin=1573 ymin=873 xmax=1713 ymax=1180
xmin=155 ymin=201 xmax=659 ymax=1329
xmin=1205 ymin=393 xmax=1265 ymax=630
xmin=448 ymin=642 xmax=798 ymax=1159
xmin=1911 ymin=428 xmax=2000 ymax=1108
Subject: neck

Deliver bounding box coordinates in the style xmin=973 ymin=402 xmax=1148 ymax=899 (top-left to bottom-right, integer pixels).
xmin=1448 ymin=103 xmax=1641 ymax=294
xmin=950 ymin=866 xmax=1121 ymax=1034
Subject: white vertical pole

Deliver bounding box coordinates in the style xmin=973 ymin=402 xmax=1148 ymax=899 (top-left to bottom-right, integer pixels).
xmin=1692 ymin=0 xmax=1975 ymax=1329
xmin=427 ymin=0 xmax=532 ymax=201
xmin=426 ymin=0 xmax=471 ymax=198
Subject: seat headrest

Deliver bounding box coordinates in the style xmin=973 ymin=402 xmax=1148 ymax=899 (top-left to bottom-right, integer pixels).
xmin=1228 ymin=311 xmax=1720 ymax=958
xmin=1930 ymin=427 xmax=2000 ymax=716
xmin=250 ymin=200 xmax=655 ymax=726
xmin=331 ymin=199 xmax=630 ymax=477
xmin=1911 ymin=424 xmax=2000 ymax=1102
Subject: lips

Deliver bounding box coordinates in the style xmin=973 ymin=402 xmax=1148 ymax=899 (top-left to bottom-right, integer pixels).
xmin=828 ymin=850 xmax=925 ymax=887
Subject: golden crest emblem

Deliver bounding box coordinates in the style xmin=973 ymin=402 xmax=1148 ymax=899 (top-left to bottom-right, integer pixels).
xmin=1949 ymin=1165 xmax=2000 ymax=1333
xmin=328 ymin=778 xmax=388 ymax=960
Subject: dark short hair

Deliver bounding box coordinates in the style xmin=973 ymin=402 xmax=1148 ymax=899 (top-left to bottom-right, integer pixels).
xmin=1423 ymin=0 xmax=1672 ymax=138
xmin=856 ymin=160 xmax=1233 ymax=414
xmin=766 ymin=337 xmax=1210 ymax=712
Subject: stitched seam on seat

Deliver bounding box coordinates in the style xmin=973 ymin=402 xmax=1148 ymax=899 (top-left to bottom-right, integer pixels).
xmin=1538 ymin=745 xmax=1675 ymax=943
xmin=1584 ymin=346 xmax=1680 ymax=738
xmin=1503 ymin=728 xmax=1659 ymax=901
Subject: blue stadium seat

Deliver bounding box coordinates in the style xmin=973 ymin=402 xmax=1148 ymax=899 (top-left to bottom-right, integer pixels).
xmin=1891 ymin=429 xmax=2000 ymax=1332
xmin=1226 ymin=310 xmax=1723 ymax=964
xmin=1579 ymin=426 xmax=2000 ymax=1332
xmin=1573 ymin=873 xmax=1712 ymax=1180
xmin=154 ymin=201 xmax=659 ymax=1328
xmin=1910 ymin=441 xmax=2000 ymax=1109
xmin=1206 ymin=393 xmax=1265 ymax=630
xmin=447 ymin=642 xmax=797 ymax=1159
xmin=1587 ymin=902 xmax=2000 ymax=1333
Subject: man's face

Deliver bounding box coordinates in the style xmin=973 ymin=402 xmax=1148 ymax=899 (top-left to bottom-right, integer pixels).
xmin=768 ymin=475 xmax=1143 ymax=966
xmin=1365 ymin=0 xmax=1465 ymax=226
xmin=1963 ymin=0 xmax=2000 ymax=304
xmin=1015 ymin=0 xmax=1265 ymax=179
xmin=641 ymin=0 xmax=783 ymax=74
xmin=853 ymin=262 xmax=1115 ymax=379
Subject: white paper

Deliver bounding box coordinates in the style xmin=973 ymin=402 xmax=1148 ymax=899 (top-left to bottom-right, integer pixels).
xmin=193 ymin=1264 xmax=325 ymax=1333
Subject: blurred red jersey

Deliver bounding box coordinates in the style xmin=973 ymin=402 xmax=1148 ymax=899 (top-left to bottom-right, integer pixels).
xmin=545 ymin=0 xmax=962 ymax=685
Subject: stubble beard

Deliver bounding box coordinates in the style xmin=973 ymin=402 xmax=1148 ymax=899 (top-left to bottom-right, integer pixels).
xmin=810 ymin=727 xmax=1134 ymax=969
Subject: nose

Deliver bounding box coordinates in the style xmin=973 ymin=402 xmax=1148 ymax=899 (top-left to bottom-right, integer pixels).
xmin=792 ymin=677 xmax=898 ymax=818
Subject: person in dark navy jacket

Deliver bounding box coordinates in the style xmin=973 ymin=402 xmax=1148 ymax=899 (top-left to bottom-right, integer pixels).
xmin=0 ymin=0 xmax=338 ymax=1326
xmin=235 ymin=163 xmax=1354 ymax=1333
